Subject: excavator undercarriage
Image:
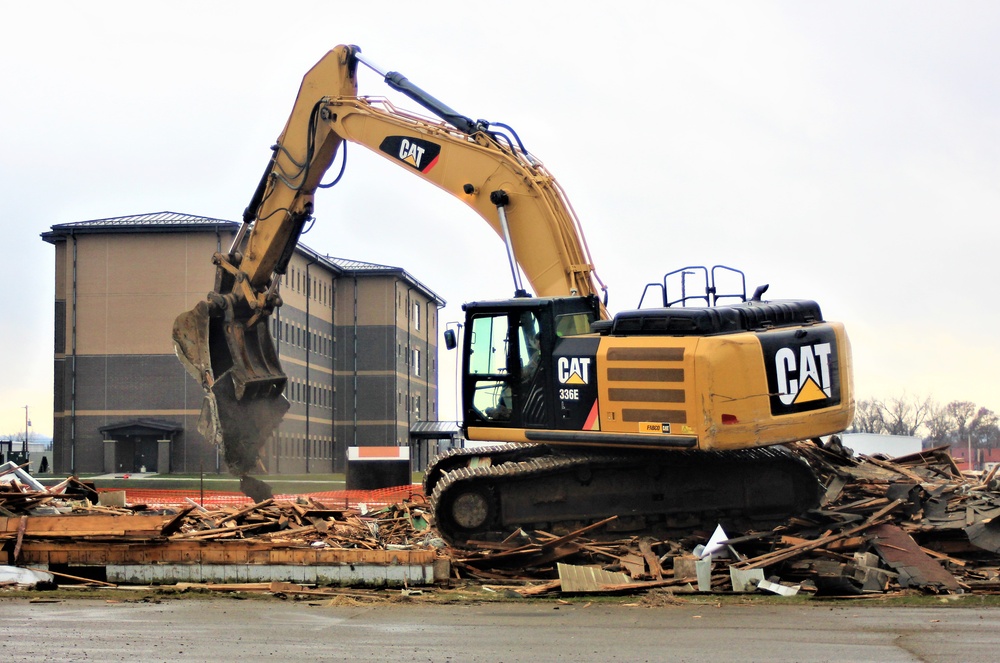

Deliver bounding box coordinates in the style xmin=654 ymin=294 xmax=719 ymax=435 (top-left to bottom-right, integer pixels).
xmin=426 ymin=444 xmax=821 ymax=546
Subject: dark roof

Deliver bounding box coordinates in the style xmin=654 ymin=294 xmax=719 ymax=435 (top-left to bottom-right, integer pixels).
xmin=41 ymin=212 xmax=237 ymax=241
xmin=327 ymin=257 xmax=395 ymax=271
xmin=409 ymin=420 xmax=461 ymax=438
xmin=327 ymin=256 xmax=445 ymax=306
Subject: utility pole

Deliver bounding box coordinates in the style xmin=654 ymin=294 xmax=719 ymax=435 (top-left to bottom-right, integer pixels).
xmin=23 ymin=405 xmax=29 ymax=454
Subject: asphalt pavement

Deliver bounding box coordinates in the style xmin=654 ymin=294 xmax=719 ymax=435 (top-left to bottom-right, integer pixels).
xmin=1 ymin=598 xmax=998 ymax=662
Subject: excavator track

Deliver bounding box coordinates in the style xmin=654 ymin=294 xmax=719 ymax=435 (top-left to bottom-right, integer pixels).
xmin=428 ymin=445 xmax=820 ymax=546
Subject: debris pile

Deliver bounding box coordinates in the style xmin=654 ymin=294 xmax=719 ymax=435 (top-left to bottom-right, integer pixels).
xmin=448 ymin=442 xmax=1000 ymax=597
xmin=1 ymin=489 xmax=437 ymax=550
xmin=162 ymin=497 xmax=436 ymax=549
xmin=5 ymin=444 xmax=1000 ymax=598
xmin=2 ymin=462 xmax=443 ymax=588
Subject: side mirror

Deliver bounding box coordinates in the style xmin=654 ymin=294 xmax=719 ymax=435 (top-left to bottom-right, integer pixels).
xmin=443 ymin=329 xmax=457 ymax=350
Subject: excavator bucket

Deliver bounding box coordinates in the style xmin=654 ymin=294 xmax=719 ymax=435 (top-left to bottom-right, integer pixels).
xmin=172 ymin=300 xmax=288 ymax=491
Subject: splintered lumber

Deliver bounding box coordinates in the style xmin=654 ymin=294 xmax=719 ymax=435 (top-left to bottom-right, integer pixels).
xmin=9 ymin=443 xmax=1000 ymax=597
xmin=515 ymin=579 xmax=562 ymax=596
xmin=637 ymin=537 xmax=664 ymax=580
xmin=457 ymin=518 xmax=620 ymax=573
xmin=451 ymin=443 xmax=1000 ymax=596
xmin=597 ymin=576 xmax=697 ymax=593
xmin=13 ymin=516 xmax=27 ymax=562
xmin=535 ymin=516 xmax=619 ymax=551
xmin=171 ymin=522 xmax=273 ymax=540
xmin=0 ymin=462 xmax=30 ymax=479
xmin=159 ymin=507 xmax=195 ymax=537
xmin=736 ymin=499 xmax=905 ymax=570
xmin=215 ymin=500 xmax=274 ymax=526
xmin=861 ymin=455 xmax=928 ymax=484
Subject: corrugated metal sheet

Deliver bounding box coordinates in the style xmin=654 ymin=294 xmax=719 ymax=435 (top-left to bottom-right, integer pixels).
xmin=557 ymin=562 xmax=630 ymax=592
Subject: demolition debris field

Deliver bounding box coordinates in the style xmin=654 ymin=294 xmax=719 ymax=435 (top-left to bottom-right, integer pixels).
xmin=3 ymin=441 xmax=1000 ymax=605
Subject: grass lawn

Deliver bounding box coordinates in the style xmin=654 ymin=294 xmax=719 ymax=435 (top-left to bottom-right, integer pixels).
xmin=39 ymin=472 xmax=425 ymax=494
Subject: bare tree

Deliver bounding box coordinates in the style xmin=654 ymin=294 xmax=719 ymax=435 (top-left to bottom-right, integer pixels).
xmin=850 ymin=393 xmax=932 ymax=436
xmin=850 ymin=398 xmax=887 ymax=434
xmin=923 ymin=401 xmax=953 ymax=447
xmin=921 ymin=400 xmax=999 ymax=458
xmin=881 ymin=393 xmax=933 ymax=436
xmin=970 ymin=407 xmax=999 ymax=449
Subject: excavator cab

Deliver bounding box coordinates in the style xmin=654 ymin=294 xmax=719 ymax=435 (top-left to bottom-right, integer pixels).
xmin=453 ymin=289 xmax=853 ymax=455
xmin=459 ymin=296 xmax=602 ymax=434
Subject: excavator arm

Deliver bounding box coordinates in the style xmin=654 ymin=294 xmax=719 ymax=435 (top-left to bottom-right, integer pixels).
xmin=173 ymin=45 xmax=605 ymax=494
xmin=244 ymin=45 xmax=605 ymax=303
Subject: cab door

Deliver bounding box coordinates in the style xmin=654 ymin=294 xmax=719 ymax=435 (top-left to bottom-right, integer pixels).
xmin=462 ymin=309 xmax=547 ymax=429
xmin=463 ymin=312 xmax=518 ymax=426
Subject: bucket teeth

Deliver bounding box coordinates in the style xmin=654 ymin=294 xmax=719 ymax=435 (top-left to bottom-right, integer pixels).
xmin=172 ymin=300 xmax=288 ymax=491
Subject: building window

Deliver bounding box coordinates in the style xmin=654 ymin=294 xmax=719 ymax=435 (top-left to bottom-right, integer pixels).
xmin=412 ymin=348 xmax=421 ymax=377
xmin=413 ymin=302 xmax=421 ymax=330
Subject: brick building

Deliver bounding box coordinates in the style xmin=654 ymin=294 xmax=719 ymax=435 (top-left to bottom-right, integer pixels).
xmin=42 ymin=212 xmax=444 ymax=475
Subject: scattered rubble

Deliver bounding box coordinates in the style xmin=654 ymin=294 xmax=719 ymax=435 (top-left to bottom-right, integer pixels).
xmin=3 ymin=442 xmax=1000 ymax=601
xmin=2 ymin=466 xmax=443 ymax=588
xmin=443 ymin=441 xmax=1000 ymax=598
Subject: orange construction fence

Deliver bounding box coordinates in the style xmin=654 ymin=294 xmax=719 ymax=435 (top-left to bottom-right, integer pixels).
xmin=99 ymin=485 xmax=425 ymax=510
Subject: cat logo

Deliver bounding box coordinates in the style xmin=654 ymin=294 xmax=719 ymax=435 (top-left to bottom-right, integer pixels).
xmin=760 ymin=327 xmax=841 ymax=415
xmin=558 ymin=357 xmax=591 ymax=385
xmin=775 ymin=343 xmax=833 ymax=405
xmin=378 ymin=136 xmax=441 ymax=173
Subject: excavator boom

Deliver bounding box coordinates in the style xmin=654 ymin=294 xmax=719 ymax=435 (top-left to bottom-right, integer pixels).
xmin=173 ymin=45 xmax=607 ymax=494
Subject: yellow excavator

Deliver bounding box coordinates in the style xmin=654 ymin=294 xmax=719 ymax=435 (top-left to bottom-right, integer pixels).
xmin=173 ymin=45 xmax=854 ymax=542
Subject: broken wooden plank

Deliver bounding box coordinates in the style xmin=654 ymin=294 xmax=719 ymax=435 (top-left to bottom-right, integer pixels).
xmin=0 ymin=514 xmax=175 ymax=538
xmin=159 ymin=506 xmax=195 ymax=537
xmin=515 ymin=579 xmax=562 ymax=596
xmin=637 ymin=537 xmax=663 ymax=580
xmin=13 ymin=516 xmax=27 ymax=563
xmin=215 ymin=499 xmax=274 ymax=526
xmin=597 ymin=576 xmax=697 ymax=593
xmin=737 ymin=499 xmax=904 ymax=570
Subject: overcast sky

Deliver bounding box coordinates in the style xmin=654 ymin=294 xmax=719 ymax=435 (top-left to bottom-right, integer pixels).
xmin=2 ymin=1 xmax=999 ymax=438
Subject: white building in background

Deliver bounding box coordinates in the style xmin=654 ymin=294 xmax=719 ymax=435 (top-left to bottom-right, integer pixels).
xmin=840 ymin=433 xmax=922 ymax=458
